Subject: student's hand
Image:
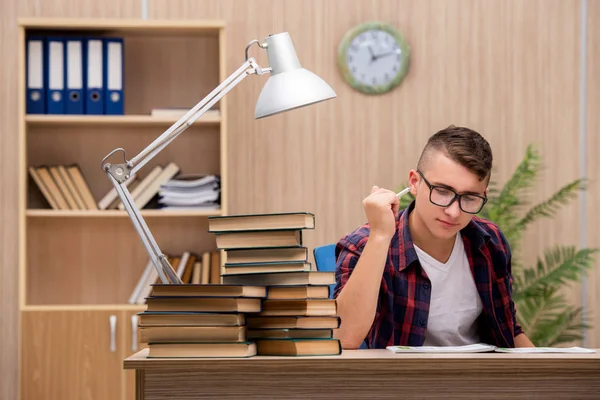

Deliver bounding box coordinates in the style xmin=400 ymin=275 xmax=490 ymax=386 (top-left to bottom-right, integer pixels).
xmin=362 ymin=186 xmax=400 ymax=242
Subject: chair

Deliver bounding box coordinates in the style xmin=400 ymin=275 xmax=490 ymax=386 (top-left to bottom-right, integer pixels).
xmin=313 ymin=243 xmax=337 ymax=297
xmin=313 ymin=243 xmax=368 ymax=349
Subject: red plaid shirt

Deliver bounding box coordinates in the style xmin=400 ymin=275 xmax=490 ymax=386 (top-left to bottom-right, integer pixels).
xmin=334 ymin=201 xmax=523 ymax=348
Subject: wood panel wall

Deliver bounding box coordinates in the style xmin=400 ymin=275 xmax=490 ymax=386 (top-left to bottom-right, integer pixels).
xmin=586 ymin=0 xmax=600 ymax=349
xmin=0 ymin=1 xmax=596 ymax=398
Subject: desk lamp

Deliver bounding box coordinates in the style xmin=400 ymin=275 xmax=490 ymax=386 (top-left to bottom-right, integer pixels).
xmin=100 ymin=33 xmax=336 ymax=284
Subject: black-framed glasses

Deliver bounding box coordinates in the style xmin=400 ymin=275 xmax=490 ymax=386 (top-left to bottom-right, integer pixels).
xmin=416 ymin=170 xmax=487 ymax=214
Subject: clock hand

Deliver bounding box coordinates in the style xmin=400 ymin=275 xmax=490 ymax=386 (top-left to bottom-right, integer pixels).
xmin=368 ymin=45 xmax=377 ymax=64
xmin=373 ymin=49 xmax=401 ymax=61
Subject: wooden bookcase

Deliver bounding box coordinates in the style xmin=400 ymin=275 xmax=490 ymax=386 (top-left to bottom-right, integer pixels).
xmin=18 ymin=18 xmax=228 ymax=400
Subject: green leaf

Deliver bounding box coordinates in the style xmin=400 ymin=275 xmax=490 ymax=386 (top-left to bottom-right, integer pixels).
xmin=531 ymin=307 xmax=589 ymax=347
xmin=516 ymin=179 xmax=585 ymax=231
xmin=517 ymin=246 xmax=598 ymax=298
xmin=485 ymin=144 xmax=541 ymax=230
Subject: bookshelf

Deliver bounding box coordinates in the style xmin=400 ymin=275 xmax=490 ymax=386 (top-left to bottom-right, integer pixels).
xmin=18 ymin=18 xmax=228 ymax=400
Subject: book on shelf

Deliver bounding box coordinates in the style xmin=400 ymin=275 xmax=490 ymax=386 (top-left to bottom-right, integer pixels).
xmin=118 ymin=162 xmax=180 ymax=210
xmin=28 ymin=164 xmax=97 ymax=210
xmin=97 ymin=173 xmax=138 ymax=210
xmin=29 ymin=162 xmax=214 ymax=212
xmin=128 ymin=250 xmax=223 ymax=304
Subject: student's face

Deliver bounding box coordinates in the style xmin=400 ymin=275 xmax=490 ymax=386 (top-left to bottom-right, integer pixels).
xmin=409 ymin=151 xmax=488 ymax=240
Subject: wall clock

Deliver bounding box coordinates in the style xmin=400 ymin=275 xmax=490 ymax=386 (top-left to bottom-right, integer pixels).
xmin=337 ymin=21 xmax=410 ymax=95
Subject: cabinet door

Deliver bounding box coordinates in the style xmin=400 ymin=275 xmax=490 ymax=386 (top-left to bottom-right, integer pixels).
xmin=123 ymin=311 xmax=147 ymax=400
xmin=21 ymin=310 xmax=124 ymax=400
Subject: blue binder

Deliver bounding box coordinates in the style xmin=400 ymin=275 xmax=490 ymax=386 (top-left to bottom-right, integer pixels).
xmin=65 ymin=38 xmax=85 ymax=114
xmin=85 ymin=38 xmax=104 ymax=114
xmin=103 ymin=38 xmax=124 ymax=115
xmin=26 ymin=36 xmax=46 ymax=114
xmin=45 ymin=37 xmax=66 ymax=114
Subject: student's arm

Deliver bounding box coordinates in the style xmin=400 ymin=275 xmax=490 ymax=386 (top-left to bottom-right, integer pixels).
xmin=500 ymin=230 xmax=535 ymax=348
xmin=515 ymin=333 xmax=535 ymax=347
xmin=334 ymin=235 xmax=391 ymax=348
xmin=334 ymin=186 xmax=399 ymax=349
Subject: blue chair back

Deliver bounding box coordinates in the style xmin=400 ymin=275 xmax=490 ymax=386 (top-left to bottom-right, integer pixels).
xmin=313 ymin=244 xmax=337 ymax=298
xmin=313 ymin=243 xmax=368 ymax=350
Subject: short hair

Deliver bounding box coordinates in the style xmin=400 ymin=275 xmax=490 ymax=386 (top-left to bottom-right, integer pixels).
xmin=417 ymin=125 xmax=493 ymax=182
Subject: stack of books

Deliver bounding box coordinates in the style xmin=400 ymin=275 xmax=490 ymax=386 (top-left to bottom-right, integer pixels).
xmin=207 ymin=212 xmax=342 ymax=356
xmin=138 ymin=283 xmax=266 ymax=358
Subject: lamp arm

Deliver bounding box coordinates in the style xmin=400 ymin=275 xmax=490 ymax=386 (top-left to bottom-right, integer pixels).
xmin=100 ymin=56 xmax=269 ymax=284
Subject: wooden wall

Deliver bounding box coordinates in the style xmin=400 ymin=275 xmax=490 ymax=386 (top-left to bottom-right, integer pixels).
xmin=0 ymin=1 xmax=597 ymax=398
xmin=587 ymin=0 xmax=600 ymax=350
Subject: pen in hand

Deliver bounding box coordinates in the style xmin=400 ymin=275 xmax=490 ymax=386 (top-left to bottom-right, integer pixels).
xmin=396 ymin=187 xmax=410 ymax=200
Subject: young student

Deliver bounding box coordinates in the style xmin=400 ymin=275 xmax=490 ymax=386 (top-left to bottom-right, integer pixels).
xmin=333 ymin=125 xmax=535 ymax=349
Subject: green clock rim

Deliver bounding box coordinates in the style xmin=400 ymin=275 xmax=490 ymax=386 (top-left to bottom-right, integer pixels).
xmin=337 ymin=21 xmax=410 ymax=95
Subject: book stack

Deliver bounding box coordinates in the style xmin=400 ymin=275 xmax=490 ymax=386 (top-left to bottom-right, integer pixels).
xmin=138 ymin=283 xmax=266 ymax=358
xmin=207 ymin=212 xmax=342 ymax=357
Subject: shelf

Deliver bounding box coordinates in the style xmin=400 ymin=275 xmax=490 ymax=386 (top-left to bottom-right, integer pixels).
xmin=22 ymin=304 xmax=147 ymax=312
xmin=18 ymin=18 xmax=224 ymax=35
xmin=26 ymin=209 xmax=222 ymax=218
xmin=25 ymin=114 xmax=221 ymax=127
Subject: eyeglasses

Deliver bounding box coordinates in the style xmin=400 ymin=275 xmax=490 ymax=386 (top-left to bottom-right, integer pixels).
xmin=416 ymin=170 xmax=487 ymax=214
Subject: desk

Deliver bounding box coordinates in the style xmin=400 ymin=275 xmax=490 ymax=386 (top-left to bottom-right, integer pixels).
xmin=124 ymin=348 xmax=600 ymax=399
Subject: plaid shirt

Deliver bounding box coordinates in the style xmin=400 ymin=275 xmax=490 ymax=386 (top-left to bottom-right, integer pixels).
xmin=334 ymin=201 xmax=523 ymax=348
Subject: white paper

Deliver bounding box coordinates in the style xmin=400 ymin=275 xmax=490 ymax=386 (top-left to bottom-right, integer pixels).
xmin=386 ymin=343 xmax=497 ymax=353
xmin=495 ymin=347 xmax=596 ymax=354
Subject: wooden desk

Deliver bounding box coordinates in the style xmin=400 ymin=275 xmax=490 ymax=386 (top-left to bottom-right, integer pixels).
xmin=124 ymin=348 xmax=600 ymax=399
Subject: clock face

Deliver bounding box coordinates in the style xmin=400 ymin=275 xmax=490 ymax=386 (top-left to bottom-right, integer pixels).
xmin=338 ymin=22 xmax=410 ymax=94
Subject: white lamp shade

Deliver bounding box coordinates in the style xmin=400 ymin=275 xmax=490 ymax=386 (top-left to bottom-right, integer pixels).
xmin=255 ymin=68 xmax=337 ymax=119
xmin=254 ymin=32 xmax=336 ymax=119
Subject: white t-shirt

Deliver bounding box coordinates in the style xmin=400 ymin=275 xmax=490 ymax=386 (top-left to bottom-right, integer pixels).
xmin=414 ymin=233 xmax=483 ymax=346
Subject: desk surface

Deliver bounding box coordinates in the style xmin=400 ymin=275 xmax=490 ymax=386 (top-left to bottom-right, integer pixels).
xmin=125 ymin=349 xmax=600 ymax=399
xmin=124 ymin=347 xmax=600 ymax=370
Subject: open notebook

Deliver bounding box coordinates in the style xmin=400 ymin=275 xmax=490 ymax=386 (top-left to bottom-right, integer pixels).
xmin=386 ymin=343 xmax=596 ymax=354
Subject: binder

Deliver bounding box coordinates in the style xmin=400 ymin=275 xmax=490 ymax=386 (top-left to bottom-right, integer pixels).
xmin=26 ymin=36 xmax=46 ymax=114
xmin=85 ymin=38 xmax=104 ymax=114
xmin=45 ymin=37 xmax=66 ymax=114
xmin=65 ymin=38 xmax=85 ymax=114
xmin=104 ymin=38 xmax=124 ymax=115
